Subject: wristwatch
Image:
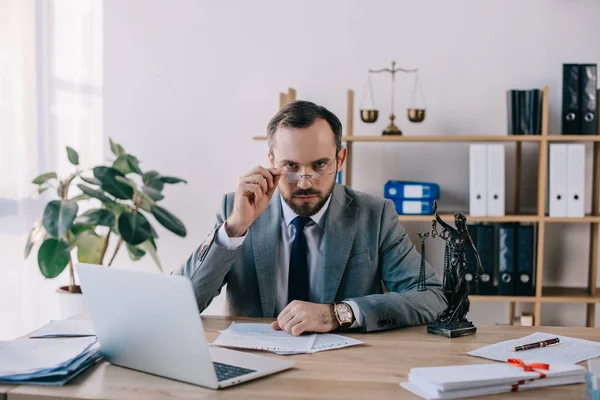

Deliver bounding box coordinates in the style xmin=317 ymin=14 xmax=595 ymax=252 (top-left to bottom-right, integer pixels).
xmin=334 ymin=302 xmax=355 ymax=329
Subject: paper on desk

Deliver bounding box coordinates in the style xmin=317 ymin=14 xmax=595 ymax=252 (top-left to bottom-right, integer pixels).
xmin=213 ymin=323 xmax=363 ymax=354
xmin=29 ymin=318 xmax=96 ymax=338
xmin=0 ymin=337 xmax=98 ymax=376
xmin=467 ymin=332 xmax=600 ymax=364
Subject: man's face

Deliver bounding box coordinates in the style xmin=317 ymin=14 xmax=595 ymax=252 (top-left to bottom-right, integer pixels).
xmin=269 ymin=119 xmax=346 ymax=217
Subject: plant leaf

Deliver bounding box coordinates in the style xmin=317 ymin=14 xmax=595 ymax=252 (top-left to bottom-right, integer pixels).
xmin=93 ymin=167 xmax=134 ymax=200
xmin=75 ymin=209 xmax=116 ymax=227
xmin=38 ymin=238 xmax=70 ymax=278
xmin=70 ymin=193 xmax=91 ymax=202
xmin=137 ymin=191 xmax=155 ymax=213
xmin=77 ymin=184 xmax=115 ymax=203
xmin=160 ymin=176 xmax=187 ymax=184
xmin=25 ymin=218 xmax=46 ymax=259
xmin=81 ymin=176 xmax=102 ymax=186
xmin=70 ymin=223 xmax=95 ymax=236
xmin=151 ymin=205 xmax=186 ymax=237
xmin=38 ymin=187 xmax=49 ymax=195
xmin=32 ymin=172 xmax=57 ymax=185
xmin=75 ymin=231 xmax=105 ymax=264
xmin=42 ymin=200 xmax=79 ymax=237
xmin=126 ymin=243 xmax=146 ymax=261
xmin=138 ymin=240 xmax=161 ymax=271
xmin=66 ymin=146 xmax=79 ymax=166
xmin=109 ymin=137 xmax=125 ymax=157
xmin=148 ymin=222 xmax=159 ymax=239
xmin=118 ymin=211 xmax=152 ymax=245
xmin=143 ymin=186 xmax=164 ymax=201
xmin=115 ymin=175 xmax=137 ymax=188
xmin=143 ymin=171 xmax=164 ymax=192
xmin=113 ymin=154 xmax=142 ymax=175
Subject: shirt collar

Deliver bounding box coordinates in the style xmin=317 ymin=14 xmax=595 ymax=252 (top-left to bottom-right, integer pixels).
xmin=280 ymin=193 xmax=331 ymax=229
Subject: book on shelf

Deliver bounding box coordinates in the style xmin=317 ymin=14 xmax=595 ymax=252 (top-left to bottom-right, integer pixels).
xmin=507 ymin=89 xmax=543 ymax=135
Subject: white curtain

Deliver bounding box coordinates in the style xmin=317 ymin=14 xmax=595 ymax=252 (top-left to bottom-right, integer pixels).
xmin=0 ymin=0 xmax=103 ymax=340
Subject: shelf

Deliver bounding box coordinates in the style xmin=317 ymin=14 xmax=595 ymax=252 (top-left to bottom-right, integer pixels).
xmin=541 ymin=287 xmax=600 ymax=303
xmin=397 ymin=214 xmax=540 ymax=223
xmin=470 ymin=295 xmax=536 ymax=303
xmin=544 ymin=216 xmax=600 ymax=223
xmin=547 ymin=135 xmax=600 ymax=142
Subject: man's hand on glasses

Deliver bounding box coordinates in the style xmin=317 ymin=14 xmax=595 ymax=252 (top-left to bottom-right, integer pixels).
xmin=225 ymin=166 xmax=282 ymax=237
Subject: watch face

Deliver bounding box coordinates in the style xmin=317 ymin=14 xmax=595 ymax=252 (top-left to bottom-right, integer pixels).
xmin=337 ymin=304 xmax=353 ymax=323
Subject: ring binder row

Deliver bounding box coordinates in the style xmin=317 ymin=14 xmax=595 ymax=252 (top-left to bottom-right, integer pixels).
xmin=549 ymin=144 xmax=586 ymax=218
xmin=562 ymin=64 xmax=597 ymax=135
xmin=465 ymin=223 xmax=536 ymax=296
xmin=469 ymin=144 xmax=505 ymax=217
xmin=506 ymin=89 xmax=543 ymax=135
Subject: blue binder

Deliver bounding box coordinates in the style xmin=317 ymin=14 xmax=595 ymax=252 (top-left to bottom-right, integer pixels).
xmin=391 ymin=199 xmax=435 ymax=215
xmin=384 ymin=180 xmax=440 ymax=200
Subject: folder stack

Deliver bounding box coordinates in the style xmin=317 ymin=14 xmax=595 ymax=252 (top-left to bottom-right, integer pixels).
xmin=384 ymin=180 xmax=440 ymax=215
xmin=0 ymin=337 xmax=102 ymax=386
xmin=401 ymin=361 xmax=586 ymax=399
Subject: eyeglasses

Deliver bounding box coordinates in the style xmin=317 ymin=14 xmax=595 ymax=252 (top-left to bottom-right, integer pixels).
xmin=278 ymin=159 xmax=337 ymax=183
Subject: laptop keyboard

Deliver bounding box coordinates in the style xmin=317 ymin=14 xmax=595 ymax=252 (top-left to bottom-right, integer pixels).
xmin=213 ymin=362 xmax=256 ymax=381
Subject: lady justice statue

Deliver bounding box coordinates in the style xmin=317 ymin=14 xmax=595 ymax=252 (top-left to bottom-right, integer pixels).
xmin=418 ymin=201 xmax=484 ymax=338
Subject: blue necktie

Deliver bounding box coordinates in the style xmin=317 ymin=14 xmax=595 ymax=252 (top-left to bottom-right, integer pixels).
xmin=288 ymin=216 xmax=311 ymax=303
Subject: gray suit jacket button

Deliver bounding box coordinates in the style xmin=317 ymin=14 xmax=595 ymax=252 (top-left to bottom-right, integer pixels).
xmin=377 ymin=319 xmax=390 ymax=328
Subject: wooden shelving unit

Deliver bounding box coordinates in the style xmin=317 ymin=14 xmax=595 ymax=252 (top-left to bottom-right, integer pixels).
xmin=254 ymin=86 xmax=600 ymax=327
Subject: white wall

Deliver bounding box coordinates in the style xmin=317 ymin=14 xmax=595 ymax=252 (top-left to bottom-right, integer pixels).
xmin=104 ymin=0 xmax=600 ymax=325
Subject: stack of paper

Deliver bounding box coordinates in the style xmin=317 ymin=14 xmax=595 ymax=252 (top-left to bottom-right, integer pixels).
xmin=212 ymin=323 xmax=363 ymax=355
xmin=29 ymin=318 xmax=96 ymax=338
xmin=0 ymin=337 xmax=102 ymax=385
xmin=401 ymin=362 xmax=586 ymax=399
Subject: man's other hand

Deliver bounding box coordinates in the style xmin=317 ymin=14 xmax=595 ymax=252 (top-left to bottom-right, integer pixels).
xmin=271 ymin=300 xmax=339 ymax=336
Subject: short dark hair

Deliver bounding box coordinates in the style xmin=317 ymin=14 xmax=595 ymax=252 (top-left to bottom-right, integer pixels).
xmin=266 ymin=100 xmax=343 ymax=154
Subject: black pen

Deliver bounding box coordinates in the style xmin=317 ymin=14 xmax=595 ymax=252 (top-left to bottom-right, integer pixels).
xmin=512 ymin=337 xmax=560 ymax=352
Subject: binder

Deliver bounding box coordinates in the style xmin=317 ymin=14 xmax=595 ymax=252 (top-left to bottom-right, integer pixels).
xmin=506 ymin=90 xmax=519 ymax=135
xmin=562 ymin=64 xmax=581 ymax=134
xmin=531 ymin=89 xmax=542 ymax=135
xmin=549 ymin=144 xmax=568 ymax=217
xmin=567 ymin=144 xmax=585 ymax=218
xmin=469 ymin=145 xmax=487 ymax=217
xmin=465 ymin=224 xmax=478 ymax=294
xmin=520 ymin=90 xmax=532 ymax=135
xmin=580 ymin=64 xmax=597 ymax=135
xmin=516 ymin=223 xmax=535 ymax=296
xmin=391 ymin=199 xmax=435 ymax=215
xmin=475 ymin=223 xmax=495 ymax=295
xmin=498 ymin=223 xmax=516 ymax=296
xmin=384 ymin=181 xmax=440 ymax=200
xmin=486 ymin=144 xmax=505 ymax=217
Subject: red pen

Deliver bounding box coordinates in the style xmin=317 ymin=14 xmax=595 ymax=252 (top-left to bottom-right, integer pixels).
xmin=512 ymin=337 xmax=560 ymax=352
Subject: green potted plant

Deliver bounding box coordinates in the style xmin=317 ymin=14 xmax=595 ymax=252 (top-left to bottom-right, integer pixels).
xmin=24 ymin=138 xmax=187 ymax=317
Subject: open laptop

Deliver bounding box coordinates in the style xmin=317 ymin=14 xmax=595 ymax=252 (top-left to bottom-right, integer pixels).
xmin=76 ymin=263 xmax=295 ymax=389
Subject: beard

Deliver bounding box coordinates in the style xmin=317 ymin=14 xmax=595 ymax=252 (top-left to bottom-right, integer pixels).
xmin=282 ymin=178 xmax=336 ymax=217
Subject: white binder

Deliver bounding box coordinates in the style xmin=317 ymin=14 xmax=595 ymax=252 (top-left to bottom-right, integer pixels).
xmin=469 ymin=145 xmax=488 ymax=216
xmin=486 ymin=144 xmax=505 ymax=217
xmin=549 ymin=144 xmax=568 ymax=217
xmin=567 ymin=144 xmax=585 ymax=217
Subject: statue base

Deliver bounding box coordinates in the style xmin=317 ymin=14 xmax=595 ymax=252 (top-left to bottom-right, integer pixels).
xmin=427 ymin=320 xmax=477 ymax=338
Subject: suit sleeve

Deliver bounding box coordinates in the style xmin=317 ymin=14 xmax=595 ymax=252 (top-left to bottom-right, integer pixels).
xmin=171 ymin=193 xmax=242 ymax=313
xmin=348 ymin=199 xmax=448 ymax=332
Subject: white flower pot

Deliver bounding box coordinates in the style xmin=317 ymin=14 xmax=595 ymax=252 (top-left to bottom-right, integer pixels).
xmin=55 ymin=285 xmax=87 ymax=320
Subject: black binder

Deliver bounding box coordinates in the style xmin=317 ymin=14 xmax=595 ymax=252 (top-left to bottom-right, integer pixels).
xmin=507 ymin=90 xmax=519 ymax=135
xmin=531 ymin=89 xmax=542 ymax=135
xmin=498 ymin=223 xmax=516 ymax=296
xmin=520 ymin=90 xmax=532 ymax=135
xmin=475 ymin=223 xmax=496 ymax=295
xmin=562 ymin=64 xmax=581 ymax=134
xmin=580 ymin=64 xmax=598 ymax=135
xmin=465 ymin=224 xmax=478 ymax=294
xmin=516 ymin=223 xmax=536 ymax=296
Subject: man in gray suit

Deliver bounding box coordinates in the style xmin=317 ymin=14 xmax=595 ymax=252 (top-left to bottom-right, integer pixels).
xmin=175 ymin=101 xmax=447 ymax=335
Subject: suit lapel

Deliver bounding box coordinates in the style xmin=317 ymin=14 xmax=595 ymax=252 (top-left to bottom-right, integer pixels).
xmin=320 ymin=185 xmax=358 ymax=303
xmin=251 ymin=191 xmax=282 ymax=317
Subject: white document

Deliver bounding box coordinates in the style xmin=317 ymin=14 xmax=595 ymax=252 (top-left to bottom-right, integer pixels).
xmin=467 ymin=332 xmax=600 ymax=364
xmin=486 ymin=144 xmax=505 ymax=216
xmin=469 ymin=144 xmax=487 ymax=217
xmin=212 ymin=323 xmax=363 ymax=355
xmin=567 ymin=144 xmax=585 ymax=217
xmin=0 ymin=337 xmax=98 ymax=376
xmin=549 ymin=144 xmax=568 ymax=217
xmin=401 ymin=374 xmax=585 ymax=400
xmin=29 ymin=318 xmax=96 ymax=338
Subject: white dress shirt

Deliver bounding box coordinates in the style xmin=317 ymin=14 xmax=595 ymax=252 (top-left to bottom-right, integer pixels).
xmin=215 ymin=194 xmax=364 ymax=328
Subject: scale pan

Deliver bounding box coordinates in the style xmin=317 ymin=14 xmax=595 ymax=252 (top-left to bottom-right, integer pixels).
xmin=408 ymin=108 xmax=425 ymax=123
xmin=360 ymin=109 xmax=379 ymax=123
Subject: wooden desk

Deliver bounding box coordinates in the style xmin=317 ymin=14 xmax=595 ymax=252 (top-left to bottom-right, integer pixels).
xmin=0 ymin=386 xmax=14 ymax=400
xmin=7 ymin=317 xmax=598 ymax=399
